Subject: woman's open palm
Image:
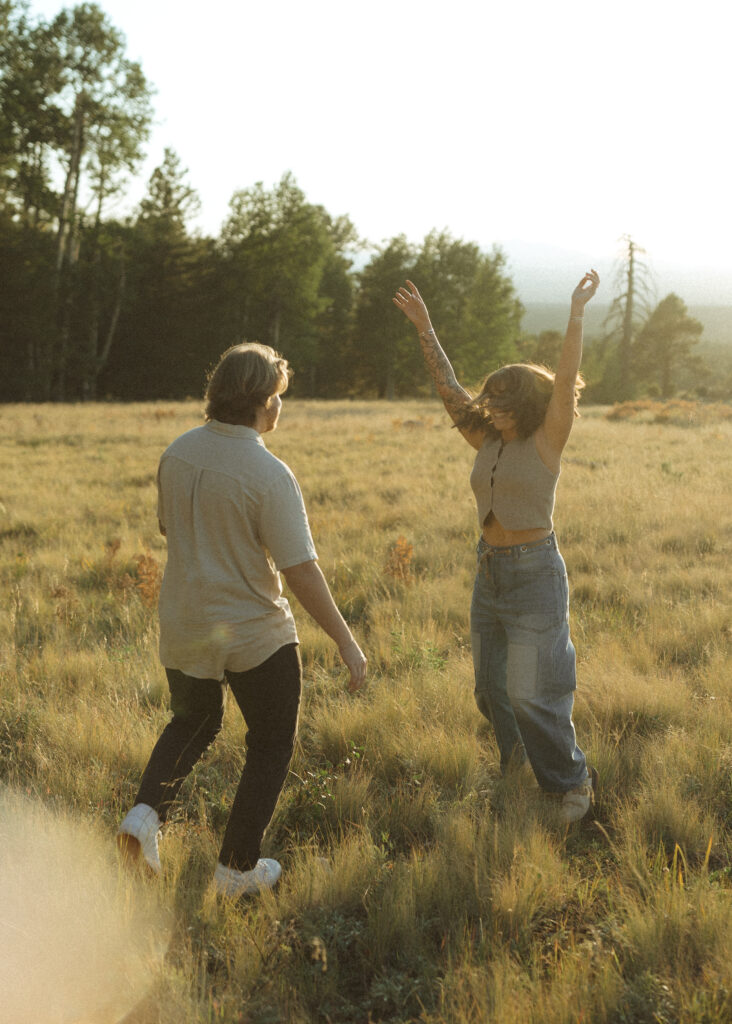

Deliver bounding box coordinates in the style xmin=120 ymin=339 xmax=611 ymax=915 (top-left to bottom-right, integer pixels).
xmin=392 ymin=280 xmax=430 ymax=332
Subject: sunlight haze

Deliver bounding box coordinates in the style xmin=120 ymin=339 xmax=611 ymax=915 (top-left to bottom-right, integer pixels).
xmin=0 ymin=789 xmax=167 ymax=1024
xmin=26 ymin=0 xmax=732 ymax=301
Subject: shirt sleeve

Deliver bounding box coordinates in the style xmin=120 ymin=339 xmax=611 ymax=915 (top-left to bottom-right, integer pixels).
xmin=258 ymin=468 xmax=317 ymax=570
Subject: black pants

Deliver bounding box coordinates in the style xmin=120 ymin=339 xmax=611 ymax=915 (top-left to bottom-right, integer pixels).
xmin=134 ymin=643 xmax=301 ymax=871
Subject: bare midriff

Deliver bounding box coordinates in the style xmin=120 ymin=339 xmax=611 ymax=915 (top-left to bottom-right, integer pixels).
xmin=481 ymin=511 xmax=551 ymax=547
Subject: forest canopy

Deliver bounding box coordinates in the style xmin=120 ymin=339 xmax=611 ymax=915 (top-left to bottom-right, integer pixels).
xmin=1 ymin=1 xmax=723 ymax=403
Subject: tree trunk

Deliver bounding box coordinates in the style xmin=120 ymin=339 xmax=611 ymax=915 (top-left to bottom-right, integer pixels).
xmin=271 ymin=303 xmax=281 ymax=350
xmin=95 ymin=259 xmax=126 ymax=397
xmin=55 ymin=97 xmax=85 ymax=278
xmin=82 ymin=236 xmax=125 ymax=401
xmin=618 ymin=241 xmax=635 ymax=400
xmin=384 ymin=363 xmax=395 ymax=400
xmin=54 ymin=95 xmax=86 ymax=400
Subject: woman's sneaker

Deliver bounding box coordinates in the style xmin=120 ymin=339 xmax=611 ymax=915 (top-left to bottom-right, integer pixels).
xmin=560 ymin=767 xmax=598 ymax=824
xmin=117 ymin=803 xmax=162 ymax=874
xmin=214 ymin=859 xmax=282 ymax=897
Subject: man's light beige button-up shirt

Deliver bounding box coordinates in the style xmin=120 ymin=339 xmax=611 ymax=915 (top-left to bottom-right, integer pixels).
xmin=157 ymin=421 xmax=317 ymax=680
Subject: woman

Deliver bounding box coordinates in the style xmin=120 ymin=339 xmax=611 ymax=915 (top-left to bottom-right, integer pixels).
xmin=393 ymin=270 xmax=600 ymax=822
xmin=118 ymin=342 xmax=367 ymax=894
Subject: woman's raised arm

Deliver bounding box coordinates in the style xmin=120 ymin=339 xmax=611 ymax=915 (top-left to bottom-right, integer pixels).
xmin=393 ymin=280 xmax=485 ymax=449
xmin=539 ymin=269 xmax=600 ymax=459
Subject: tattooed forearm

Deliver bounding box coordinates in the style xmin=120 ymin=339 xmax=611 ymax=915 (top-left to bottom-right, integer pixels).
xmin=419 ymin=331 xmax=472 ymax=421
xmin=392 ymin=282 xmax=484 ymax=444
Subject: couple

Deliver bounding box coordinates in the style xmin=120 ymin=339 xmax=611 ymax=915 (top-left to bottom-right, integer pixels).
xmin=118 ymin=269 xmax=600 ymax=897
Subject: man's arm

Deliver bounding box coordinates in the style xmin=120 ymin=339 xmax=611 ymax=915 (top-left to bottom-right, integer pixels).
xmin=282 ymin=560 xmax=366 ymax=692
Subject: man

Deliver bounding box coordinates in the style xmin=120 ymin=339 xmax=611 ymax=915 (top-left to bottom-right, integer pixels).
xmin=117 ymin=343 xmax=366 ymax=896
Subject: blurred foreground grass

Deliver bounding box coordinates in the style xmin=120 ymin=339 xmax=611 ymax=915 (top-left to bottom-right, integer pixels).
xmin=0 ymin=399 xmax=731 ymax=1023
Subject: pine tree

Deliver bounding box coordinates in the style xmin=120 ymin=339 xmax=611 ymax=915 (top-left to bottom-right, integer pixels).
xmin=633 ymin=294 xmax=704 ymax=398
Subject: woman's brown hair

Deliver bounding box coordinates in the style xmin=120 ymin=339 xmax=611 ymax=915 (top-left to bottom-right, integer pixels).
xmin=204 ymin=343 xmax=291 ymax=426
xmin=457 ymin=362 xmax=585 ymax=440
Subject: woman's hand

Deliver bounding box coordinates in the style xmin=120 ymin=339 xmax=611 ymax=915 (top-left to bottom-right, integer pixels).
xmin=392 ymin=279 xmax=432 ymax=334
xmin=570 ymin=269 xmax=600 ymax=313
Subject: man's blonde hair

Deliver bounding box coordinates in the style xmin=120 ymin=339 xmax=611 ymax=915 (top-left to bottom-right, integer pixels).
xmin=204 ymin=343 xmax=291 ymax=426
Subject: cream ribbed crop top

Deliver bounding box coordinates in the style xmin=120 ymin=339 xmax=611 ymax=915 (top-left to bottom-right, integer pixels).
xmin=470 ymin=433 xmax=559 ymax=532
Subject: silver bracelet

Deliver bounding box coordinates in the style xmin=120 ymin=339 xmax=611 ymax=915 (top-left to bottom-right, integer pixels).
xmin=419 ymin=328 xmax=436 ymax=338
xmin=569 ymin=315 xmax=584 ymax=322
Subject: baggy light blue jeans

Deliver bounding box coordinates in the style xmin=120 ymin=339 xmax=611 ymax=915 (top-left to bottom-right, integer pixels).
xmin=470 ymin=533 xmax=588 ymax=793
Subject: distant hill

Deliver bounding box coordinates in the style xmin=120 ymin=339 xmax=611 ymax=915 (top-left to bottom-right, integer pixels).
xmin=521 ymin=304 xmax=607 ymax=337
xmin=688 ymin=306 xmax=732 ymax=346
xmin=521 ymin=303 xmax=732 ymax=346
xmin=502 ymin=239 xmax=732 ymax=307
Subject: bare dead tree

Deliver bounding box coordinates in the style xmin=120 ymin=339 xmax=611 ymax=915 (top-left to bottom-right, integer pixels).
xmin=602 ymin=235 xmax=655 ymax=400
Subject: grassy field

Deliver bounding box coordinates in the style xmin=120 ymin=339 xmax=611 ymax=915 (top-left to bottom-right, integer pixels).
xmin=1 ymin=399 xmax=731 ymax=1024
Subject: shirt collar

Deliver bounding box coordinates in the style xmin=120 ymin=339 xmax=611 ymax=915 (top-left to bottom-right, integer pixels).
xmin=205 ymin=420 xmax=265 ymax=445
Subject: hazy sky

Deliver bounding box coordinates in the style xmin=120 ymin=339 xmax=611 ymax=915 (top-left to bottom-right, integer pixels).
xmin=26 ymin=0 xmax=732 ymax=299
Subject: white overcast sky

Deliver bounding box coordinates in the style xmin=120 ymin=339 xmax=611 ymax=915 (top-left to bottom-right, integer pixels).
xmin=25 ymin=0 xmax=732 ymax=299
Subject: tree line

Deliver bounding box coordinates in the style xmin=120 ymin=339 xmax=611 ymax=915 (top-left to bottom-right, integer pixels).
xmin=1 ymin=2 xmax=720 ymax=404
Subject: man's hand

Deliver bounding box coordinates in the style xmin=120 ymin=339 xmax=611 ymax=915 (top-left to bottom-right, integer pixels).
xmin=282 ymin=560 xmax=367 ymax=693
xmin=339 ymin=637 xmax=367 ymax=693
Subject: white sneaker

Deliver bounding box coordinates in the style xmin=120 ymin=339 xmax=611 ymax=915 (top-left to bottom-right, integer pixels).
xmin=560 ymin=767 xmax=598 ymax=824
xmin=214 ymin=859 xmax=282 ymax=897
xmin=117 ymin=803 xmax=161 ymax=874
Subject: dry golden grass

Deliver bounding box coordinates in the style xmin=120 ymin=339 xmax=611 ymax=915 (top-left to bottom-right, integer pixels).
xmin=1 ymin=399 xmax=731 ymax=1023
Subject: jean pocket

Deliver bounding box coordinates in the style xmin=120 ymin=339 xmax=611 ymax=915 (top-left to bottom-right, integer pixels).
xmin=502 ymin=569 xmax=564 ymax=633
xmin=551 ymin=631 xmax=577 ymax=695
xmin=506 ymin=629 xmax=576 ymax=701
xmin=506 ymin=643 xmax=539 ymax=700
